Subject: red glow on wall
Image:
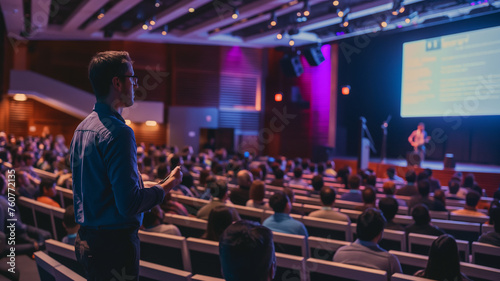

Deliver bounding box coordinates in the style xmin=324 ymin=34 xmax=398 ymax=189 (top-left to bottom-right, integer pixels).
xmin=275 ymin=93 xmax=283 ymax=102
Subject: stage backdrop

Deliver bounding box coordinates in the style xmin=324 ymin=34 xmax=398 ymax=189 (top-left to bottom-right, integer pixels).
xmin=336 ymin=12 xmax=500 ymax=165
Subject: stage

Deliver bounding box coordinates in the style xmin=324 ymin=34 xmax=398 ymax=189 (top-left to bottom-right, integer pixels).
xmin=333 ymin=157 xmax=500 ymax=197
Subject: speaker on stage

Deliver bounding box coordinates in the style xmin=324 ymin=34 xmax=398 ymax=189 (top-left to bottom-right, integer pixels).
xmin=280 ymin=55 xmax=304 ymax=77
xmin=407 ymin=151 xmax=421 ymax=167
xmin=303 ymin=46 xmax=325 ymax=66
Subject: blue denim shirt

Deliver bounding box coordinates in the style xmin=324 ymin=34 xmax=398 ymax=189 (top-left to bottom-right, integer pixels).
xmin=70 ymin=103 xmax=164 ymax=229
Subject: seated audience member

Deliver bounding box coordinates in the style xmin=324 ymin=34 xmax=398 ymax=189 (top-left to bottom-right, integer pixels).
xmin=452 ymin=191 xmax=487 ymax=217
xmin=433 ymin=189 xmax=446 ymax=208
xmin=36 ymin=178 xmax=60 ymax=208
xmin=202 ymin=206 xmax=237 ymax=241
xmin=301 ymin=160 xmax=311 ymax=175
xmin=197 ymin=179 xmax=240 ymax=221
xmin=308 ymin=162 xmax=316 ymax=175
xmin=356 ymin=185 xmax=377 ymax=211
xmin=461 ymin=173 xmax=483 ymax=196
xmin=288 ymin=167 xmax=309 ymax=188
xmin=269 ymin=168 xmax=285 ymax=187
xmin=406 ymin=204 xmax=446 ymax=237
xmin=366 ymin=175 xmax=377 ymax=188
xmin=250 ymin=167 xmax=263 ymax=181
xmin=478 ymin=202 xmax=500 ymax=246
xmin=333 ymin=208 xmax=402 ymax=277
xmin=19 ymin=151 xmax=41 ymax=186
xmin=283 ymin=187 xmax=303 ymax=215
xmin=446 ymin=180 xmax=465 ymax=200
xmin=246 ymin=180 xmax=271 ymax=210
xmin=382 ymin=181 xmax=407 ymax=207
xmin=309 ymin=187 xmax=350 ymax=222
xmin=263 ymin=191 xmax=308 ymax=237
xmin=324 ymin=160 xmax=337 ymax=178
xmin=142 ymin=205 xmax=181 ymax=236
xmin=395 ymin=170 xmax=419 ymax=196
xmin=229 ymin=170 xmax=253 ymax=206
xmin=424 ymin=168 xmax=441 ymax=192
xmin=15 ymin=170 xmax=38 ymax=199
xmin=62 ymin=205 xmax=79 ymax=245
xmin=340 ymin=174 xmax=363 ymax=203
xmin=336 ymin=166 xmax=351 ymax=187
xmin=414 ymin=234 xmax=472 ymax=281
xmin=310 ymin=175 xmax=324 ymax=196
xmin=317 ymin=162 xmax=326 ymax=177
xmin=408 ymin=180 xmax=446 ymax=212
xmin=259 ymin=163 xmax=268 ymax=180
xmin=385 ymin=166 xmax=404 ymax=183
xmin=379 ymin=197 xmax=404 ymax=231
xmin=160 ymin=192 xmax=189 ymax=216
xmin=219 ymin=220 xmax=276 ymax=281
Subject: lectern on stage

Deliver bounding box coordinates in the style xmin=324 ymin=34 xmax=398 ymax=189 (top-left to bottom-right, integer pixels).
xmin=357 ymin=117 xmax=377 ymax=171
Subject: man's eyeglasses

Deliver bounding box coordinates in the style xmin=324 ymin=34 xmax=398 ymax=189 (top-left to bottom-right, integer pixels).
xmin=117 ymin=75 xmax=138 ymax=85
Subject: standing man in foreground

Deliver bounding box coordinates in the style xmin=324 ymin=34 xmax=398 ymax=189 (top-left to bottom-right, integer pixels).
xmin=70 ymin=51 xmax=182 ymax=281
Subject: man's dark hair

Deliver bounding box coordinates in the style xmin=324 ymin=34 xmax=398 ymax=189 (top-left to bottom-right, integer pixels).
xmin=356 ymin=208 xmax=386 ymax=241
xmin=448 ymin=180 xmax=460 ymax=195
xmin=464 ymin=173 xmax=475 ymax=188
xmin=417 ymin=179 xmax=430 ymax=197
xmin=366 ymin=175 xmax=377 ymax=187
xmin=219 ymin=220 xmax=275 ymax=281
xmin=424 ymin=168 xmax=433 ymax=177
xmin=406 ymin=170 xmax=416 ymax=183
xmin=88 ymin=51 xmax=132 ymax=99
xmin=170 ymin=154 xmax=181 ymax=168
xmin=348 ymin=174 xmax=361 ymax=190
xmin=465 ymin=191 xmax=481 ymax=208
xmin=207 ymin=179 xmax=229 ymax=200
xmin=63 ymin=205 xmax=77 ymax=228
xmin=362 ymin=186 xmax=376 ymax=204
xmin=269 ymin=191 xmax=289 ymax=213
xmin=319 ymin=186 xmax=336 ymax=206
xmin=274 ymin=168 xmax=284 ymax=180
xmin=417 ymin=171 xmax=429 ymax=182
xmin=293 ymin=167 xmax=303 ymax=179
xmin=412 ymin=204 xmax=431 ymax=225
xmin=386 ymin=167 xmax=396 ymax=178
xmin=311 ymin=175 xmax=324 ymax=192
xmin=156 ymin=164 xmax=168 ymax=179
xmin=317 ymin=162 xmax=325 ymax=174
xmin=489 ymin=203 xmax=500 ymax=233
xmin=379 ymin=197 xmax=399 ymax=221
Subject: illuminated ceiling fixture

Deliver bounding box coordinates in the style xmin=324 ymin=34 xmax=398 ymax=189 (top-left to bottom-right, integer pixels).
xmin=125 ymin=120 xmax=132 ymax=125
xmin=303 ymin=0 xmax=310 ymax=17
xmin=161 ymin=25 xmax=168 ymax=35
xmin=188 ymin=7 xmax=195 ymax=13
xmin=97 ymin=9 xmax=105 ymax=20
xmin=145 ymin=120 xmax=157 ymax=127
xmin=289 ymin=38 xmax=295 ymax=46
xmin=277 ymin=30 xmax=284 ymax=40
xmin=232 ymin=8 xmax=239 ymax=19
xmin=270 ymin=11 xmax=277 ymax=26
xmin=150 ymin=16 xmax=156 ymax=26
xmin=142 ymin=21 xmax=148 ymax=30
xmin=333 ymin=0 xmax=339 ymax=6
xmin=155 ymin=0 xmax=161 ymax=8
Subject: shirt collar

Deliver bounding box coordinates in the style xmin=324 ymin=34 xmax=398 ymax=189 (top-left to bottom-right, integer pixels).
xmin=273 ymin=212 xmax=291 ymax=218
xmin=93 ymin=102 xmax=125 ymax=123
xmin=355 ymin=239 xmax=381 ymax=249
xmin=67 ymin=233 xmax=77 ymax=239
xmin=321 ymin=206 xmax=333 ymax=211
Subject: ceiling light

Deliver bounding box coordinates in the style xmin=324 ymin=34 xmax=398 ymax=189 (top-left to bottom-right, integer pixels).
xmin=155 ymin=0 xmax=161 ymax=8
xmin=232 ymin=8 xmax=239 ymax=19
xmin=380 ymin=20 xmax=388 ymax=28
xmin=333 ymin=0 xmax=339 ymax=6
xmin=125 ymin=119 xmax=132 ymax=125
xmin=150 ymin=17 xmax=156 ymax=26
xmin=97 ymin=9 xmax=105 ymax=20
xmin=277 ymin=33 xmax=283 ymax=40
xmin=13 ymin=93 xmax=27 ymax=101
xmin=303 ymin=0 xmax=310 ymax=17
xmin=399 ymin=6 xmax=405 ymax=13
xmin=142 ymin=22 xmax=148 ymax=30
xmin=342 ymin=21 xmax=349 ymax=27
xmin=162 ymin=25 xmax=168 ymax=35
xmin=270 ymin=11 xmax=277 ymax=26
xmin=337 ymin=10 xmax=344 ymax=17
xmin=289 ymin=39 xmax=295 ymax=46
xmin=188 ymin=7 xmax=195 ymax=13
